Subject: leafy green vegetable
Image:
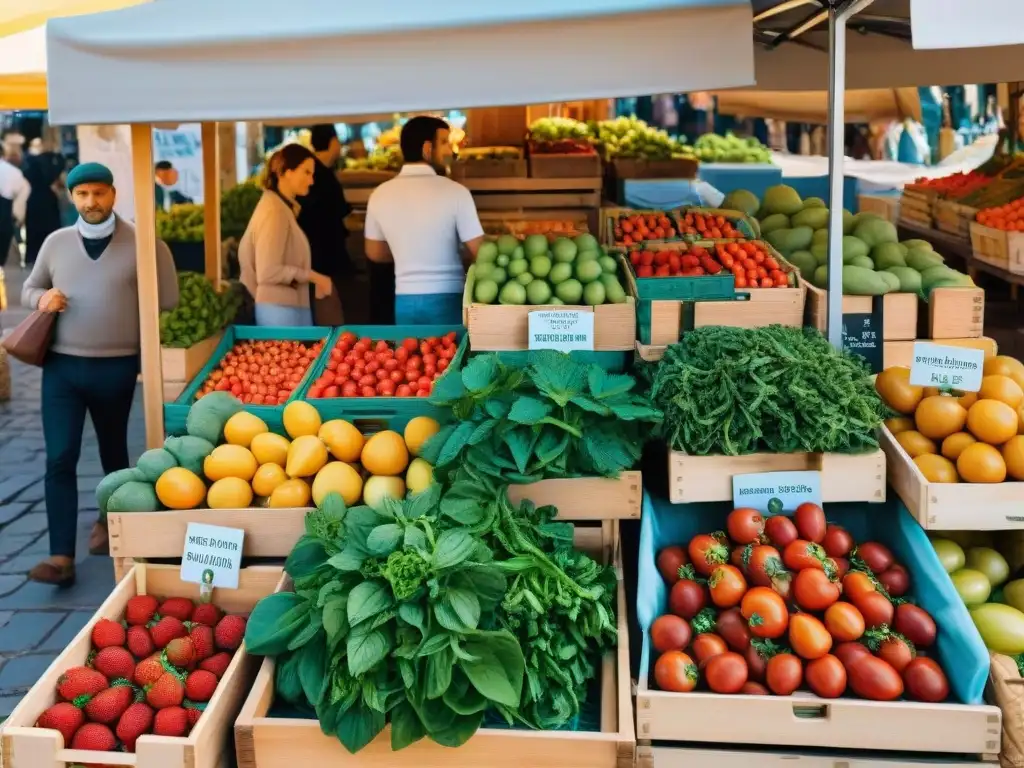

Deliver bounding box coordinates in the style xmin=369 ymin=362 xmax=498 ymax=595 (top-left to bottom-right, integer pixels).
xmin=159 ymin=273 xmax=243 ymax=348
xmin=648 ymin=325 xmax=884 ymax=456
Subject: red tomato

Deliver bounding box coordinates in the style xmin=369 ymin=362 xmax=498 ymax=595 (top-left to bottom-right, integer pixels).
xmin=857 ymin=542 xmax=895 ymax=574
xmin=793 ymin=568 xmax=841 ymax=612
xmin=845 ymin=655 xmax=903 ymax=701
xmin=323 ymin=385 xmax=339 ymax=398
xmin=740 ymin=681 xmax=770 ymax=695
xmin=740 ymin=587 xmax=789 ymax=639
xmin=668 ymin=578 xmax=707 ymax=620
xmin=745 ymin=641 xmax=773 ymax=683
xmin=690 ymin=633 xmax=728 ymax=668
xmin=396 ymin=384 xmax=413 ymax=397
xmin=765 ymin=653 xmax=802 ymax=696
xmin=651 ymin=615 xmax=692 ymax=654
xmin=764 ymin=516 xmax=799 ymax=549
xmin=789 ymin=614 xmax=832 ymax=660
xmin=705 ymin=652 xmax=749 ymax=694
xmin=805 ymin=654 xmax=847 ymax=699
xmin=821 ymin=525 xmax=854 ymax=558
xmin=715 ymin=607 xmax=752 ymax=652
xmin=656 ymin=546 xmax=689 ymax=585
xmin=824 ymin=602 xmax=865 ymax=642
xmin=833 ymin=557 xmax=851 ymax=579
xmin=308 ymin=386 xmax=323 ymax=398
xmin=903 ymin=657 xmax=949 ymax=702
xmin=726 ymin=508 xmax=765 ymax=545
xmin=851 ymin=591 xmax=894 ymax=629
xmin=361 ymin=386 xmax=377 ymax=397
xmin=341 ymin=381 xmax=359 ymax=397
xmin=894 ymin=604 xmax=937 ymax=648
xmin=877 ymin=635 xmax=915 ymax=673
xmin=709 ymin=565 xmax=747 ymax=608
xmin=687 ymin=533 xmax=729 ymax=576
xmin=744 ymin=545 xmax=783 ymax=587
xmin=782 ymin=540 xmax=827 ymax=571
xmin=654 ymin=651 xmax=699 ymax=693
xmin=842 ymin=571 xmax=878 ymax=602
xmin=834 ymin=640 xmax=872 ymax=668
xmin=401 ymin=338 xmax=419 ymax=353
xmin=877 ymin=564 xmax=910 ymax=597
xmin=793 ymin=503 xmax=826 ymax=544
xmin=378 ymin=380 xmax=396 ymax=396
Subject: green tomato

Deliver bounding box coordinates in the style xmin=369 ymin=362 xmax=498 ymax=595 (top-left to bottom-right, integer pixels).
xmin=966 ymin=547 xmax=1010 ymax=588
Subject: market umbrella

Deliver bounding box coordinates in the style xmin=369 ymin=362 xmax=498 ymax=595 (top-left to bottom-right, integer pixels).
xmin=0 ymin=0 xmax=148 ymax=38
xmin=712 ymin=87 xmax=922 ymax=124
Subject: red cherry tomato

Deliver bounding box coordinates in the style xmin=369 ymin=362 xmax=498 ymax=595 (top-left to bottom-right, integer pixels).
xmin=821 ymin=525 xmax=854 ymax=558
xmin=726 ymin=508 xmax=765 ymax=545
xmin=793 ymin=503 xmax=826 ymax=544
xmin=668 ymin=578 xmax=707 ymax=620
xmin=704 ymin=652 xmax=748 ymax=694
xmin=654 ymin=651 xmax=699 ymax=693
xmin=650 ymin=615 xmax=692 ymax=654
xmin=656 ymin=546 xmax=689 ymax=585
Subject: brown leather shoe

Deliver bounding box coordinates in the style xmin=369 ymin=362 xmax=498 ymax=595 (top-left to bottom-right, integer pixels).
xmin=28 ymin=560 xmax=76 ymax=588
xmin=88 ymin=520 xmax=109 ymax=556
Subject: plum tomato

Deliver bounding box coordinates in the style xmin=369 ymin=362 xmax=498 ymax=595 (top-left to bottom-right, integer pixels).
xmin=834 ymin=640 xmax=873 ymax=668
xmin=833 ymin=557 xmax=851 ymax=579
xmin=654 ymin=650 xmax=699 ymax=693
xmin=740 ymin=681 xmax=770 ymax=695
xmin=877 ymin=564 xmax=911 ymax=598
xmin=876 ymin=635 xmax=915 ymax=673
xmin=822 ymin=525 xmax=854 ymax=558
xmin=668 ymin=578 xmax=707 ymax=620
xmin=709 ymin=564 xmax=747 ymax=608
xmin=764 ymin=516 xmax=799 ymax=549
xmin=782 ymin=539 xmax=828 ymax=571
xmin=894 ymin=604 xmax=937 ymax=648
xmin=690 ymin=633 xmax=728 ymax=668
xmin=824 ymin=602 xmax=866 ymax=642
xmin=741 ymin=587 xmax=789 ymax=639
xmin=745 ymin=639 xmax=778 ymax=683
xmin=688 ymin=533 xmax=729 ymax=576
xmin=651 ymin=614 xmax=693 ymax=654
xmin=903 ymin=657 xmax=949 ymax=702
xmin=704 ymin=652 xmax=749 ymax=694
xmin=656 ymin=545 xmax=689 ymax=585
xmin=744 ymin=545 xmax=784 ymax=588
xmin=715 ymin=607 xmax=752 ymax=652
xmin=851 ymin=591 xmax=894 ymax=630
xmin=805 ymin=654 xmax=847 ymax=699
xmin=726 ymin=508 xmax=765 ymax=545
xmin=842 ymin=571 xmax=878 ymax=602
xmin=788 ymin=614 xmax=832 ymax=660
xmin=846 ymin=655 xmax=904 ymax=701
xmin=857 ymin=542 xmax=895 ymax=574
xmin=765 ymin=653 xmax=803 ymax=696
xmin=793 ymin=503 xmax=826 ymax=544
xmin=793 ymin=568 xmax=841 ymax=612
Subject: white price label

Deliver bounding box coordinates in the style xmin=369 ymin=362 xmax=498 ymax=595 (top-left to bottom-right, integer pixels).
xmin=181 ymin=523 xmax=244 ymax=589
xmin=527 ymin=310 xmax=595 ymax=352
xmin=732 ymin=471 xmax=823 ymax=515
xmin=909 ymin=342 xmax=985 ymax=392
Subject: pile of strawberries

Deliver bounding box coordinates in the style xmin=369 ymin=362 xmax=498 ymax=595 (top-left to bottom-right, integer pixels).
xmin=35 ymin=595 xmax=248 ymax=754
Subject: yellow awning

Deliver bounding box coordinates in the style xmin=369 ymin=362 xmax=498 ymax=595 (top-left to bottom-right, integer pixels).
xmin=0 ymin=0 xmax=148 ymax=39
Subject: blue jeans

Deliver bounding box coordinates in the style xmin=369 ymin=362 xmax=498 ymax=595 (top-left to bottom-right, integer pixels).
xmin=255 ymin=303 xmax=313 ymax=327
xmin=394 ymin=293 xmax=463 ymax=326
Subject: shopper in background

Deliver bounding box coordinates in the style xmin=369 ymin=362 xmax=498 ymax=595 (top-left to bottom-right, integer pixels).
xmin=238 ymin=144 xmax=333 ymax=326
xmin=22 ymin=137 xmax=64 ymax=267
xmin=21 ymin=162 xmax=179 ymax=587
xmin=154 ymin=160 xmax=193 ymax=211
xmin=297 ymin=124 xmax=351 ymax=325
xmin=0 ymin=131 xmax=29 ymax=269
xmin=364 ymin=116 xmax=484 ymax=325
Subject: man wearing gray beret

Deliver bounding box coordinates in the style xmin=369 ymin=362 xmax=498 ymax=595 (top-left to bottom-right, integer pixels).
xmin=21 ymin=162 xmax=179 ymax=586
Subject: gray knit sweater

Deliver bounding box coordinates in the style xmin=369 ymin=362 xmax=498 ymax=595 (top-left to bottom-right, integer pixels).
xmin=22 ymin=217 xmax=179 ymax=357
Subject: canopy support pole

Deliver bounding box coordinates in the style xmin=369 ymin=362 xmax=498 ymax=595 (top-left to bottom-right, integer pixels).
xmin=201 ymin=122 xmax=222 ymax=286
xmin=826 ymin=0 xmax=875 ymax=348
xmin=130 ymin=123 xmax=165 ymax=449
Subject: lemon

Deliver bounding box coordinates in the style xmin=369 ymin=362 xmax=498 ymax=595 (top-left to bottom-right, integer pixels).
xmin=319 ymin=419 xmax=364 ymax=463
xmin=155 ymin=467 xmax=207 ymax=510
xmin=404 ymin=416 xmax=441 ymax=457
xmin=251 ymin=432 xmax=290 ymax=466
xmin=311 ymin=462 xmax=363 ymax=507
xmin=206 ymin=477 xmax=254 ymax=509
xmin=360 ymin=430 xmax=409 ymax=476
xmin=286 ymin=435 xmax=329 ymax=478
xmin=252 ymin=463 xmax=288 ymax=497
xmin=223 ymin=411 xmax=269 ymax=448
xmin=203 ymin=444 xmax=259 ymax=482
xmin=268 ymin=478 xmax=312 ymax=508
xmin=406 ymin=458 xmax=435 ymax=494
xmin=363 ymin=475 xmax=405 ymax=511
xmin=283 ymin=401 xmax=322 ymax=439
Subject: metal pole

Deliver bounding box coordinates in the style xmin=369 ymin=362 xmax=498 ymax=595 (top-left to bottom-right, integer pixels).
xmin=826 ymin=0 xmax=876 ymax=348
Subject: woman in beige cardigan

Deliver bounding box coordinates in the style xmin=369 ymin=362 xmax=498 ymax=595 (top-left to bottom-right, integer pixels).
xmin=239 ymin=144 xmax=333 ymax=326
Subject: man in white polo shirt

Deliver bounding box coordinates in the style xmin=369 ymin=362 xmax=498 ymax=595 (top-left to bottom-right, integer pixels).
xmin=364 ymin=116 xmax=484 ymax=324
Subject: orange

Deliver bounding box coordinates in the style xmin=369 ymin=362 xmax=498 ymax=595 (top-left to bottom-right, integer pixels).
xmin=360 ymin=431 xmax=410 ymax=476
xmin=957 ymin=442 xmax=1007 ymax=483
xmin=895 ymin=430 xmax=937 ymax=458
xmin=922 ymin=388 xmax=977 ymax=410
xmin=1002 ymin=436 xmax=1024 ymax=481
xmin=978 ymin=375 xmax=1024 ymax=410
xmin=984 ymin=356 xmax=1024 ymax=391
xmin=914 ymin=396 xmax=968 ymax=441
xmin=966 ymin=399 xmax=1019 ymax=445
xmin=914 ymin=454 xmax=959 ymax=483
xmin=155 ymin=468 xmax=207 ymax=510
xmin=884 ymin=417 xmax=916 ymax=436
xmin=941 ymin=432 xmax=977 ymax=462
xmin=875 ymin=367 xmax=923 ymax=415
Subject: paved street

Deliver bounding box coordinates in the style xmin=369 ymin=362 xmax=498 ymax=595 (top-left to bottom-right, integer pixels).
xmin=0 ymin=264 xmax=145 ymax=716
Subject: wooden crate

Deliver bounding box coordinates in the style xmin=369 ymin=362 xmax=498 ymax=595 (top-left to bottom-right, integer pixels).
xmin=529 ymin=153 xmax=602 ymax=179
xmin=637 ymin=744 xmax=996 ymax=768
xmin=450 ymin=157 xmax=527 ymax=179
xmin=667 ymin=449 xmax=886 ymax=505
xmin=461 ymin=176 xmax=601 ymax=214
xmin=161 ymin=331 xmax=224 ymax=397
xmin=881 ymin=425 xmax=1024 ymax=530
xmin=926 ymin=286 xmax=985 ymax=339
xmin=634 ymin=342 xmax=665 ymax=363
xmin=804 ymin=284 xmax=918 ymax=340
xmin=609 ymin=158 xmax=698 ymax=180
xmin=898 ymin=188 xmax=935 ymax=228
xmin=970 ymin=221 xmax=1024 ymax=275
xmin=881 ymin=336 xmax=998 ymax=370
xmin=235 ymin=527 xmax=635 ymax=768
xmin=340 ymin=170 xmax=396 ymax=207
xmin=856 ymin=194 xmax=899 ymax=224
xmin=934 ymin=199 xmax=978 ymax=240
xmin=0 ymin=563 xmax=284 ymax=768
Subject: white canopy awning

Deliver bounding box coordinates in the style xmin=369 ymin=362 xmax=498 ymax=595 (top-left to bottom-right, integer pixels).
xmin=45 ymin=0 xmax=755 ymax=125
xmin=911 ymin=0 xmax=1024 ymax=51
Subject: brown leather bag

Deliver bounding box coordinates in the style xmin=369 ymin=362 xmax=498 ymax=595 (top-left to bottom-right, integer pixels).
xmin=1 ymin=310 xmax=56 ymax=367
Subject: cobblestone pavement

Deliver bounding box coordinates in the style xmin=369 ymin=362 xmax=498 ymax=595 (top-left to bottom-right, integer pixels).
xmin=0 ymin=264 xmax=146 ymax=716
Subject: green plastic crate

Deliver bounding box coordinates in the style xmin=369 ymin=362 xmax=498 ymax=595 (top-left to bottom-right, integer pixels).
xmin=164 ymin=325 xmax=331 ymax=437
xmin=298 ymin=324 xmax=464 ymax=434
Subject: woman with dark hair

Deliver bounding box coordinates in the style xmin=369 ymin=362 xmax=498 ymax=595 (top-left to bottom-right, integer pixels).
xmin=238 ymin=144 xmax=333 ymax=326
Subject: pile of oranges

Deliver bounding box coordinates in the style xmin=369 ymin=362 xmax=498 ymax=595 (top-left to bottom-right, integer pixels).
xmin=612 ymin=212 xmax=677 ymax=246
xmin=876 ymin=356 xmax=1024 ymax=483
xmin=975 ymin=199 xmax=1024 ymax=232
xmin=679 ymin=211 xmax=744 ymax=239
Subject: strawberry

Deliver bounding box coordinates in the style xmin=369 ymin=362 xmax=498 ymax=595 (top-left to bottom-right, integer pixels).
xmin=214 ymin=615 xmax=247 ymax=652
xmin=125 ymin=594 xmax=159 ymax=626
xmin=164 ymin=637 xmax=195 ymax=668
xmin=126 ymin=625 xmax=155 ymax=659
xmin=90 ymin=619 xmax=126 ymax=650
xmin=198 ymin=652 xmax=231 ymax=680
xmin=188 ymin=624 xmax=215 ymax=662
xmin=190 ymin=603 xmax=222 ymax=627
xmin=115 ymin=702 xmax=154 ymax=752
xmin=92 ymin=647 xmax=135 ymax=681
xmin=150 ymin=616 xmax=187 ymax=649
xmin=57 ymin=666 xmax=108 ymax=702
xmin=184 ymin=670 xmax=218 ymax=702
xmin=70 ymin=722 xmax=116 ymax=751
xmin=133 ymin=655 xmax=165 ymax=688
xmin=158 ymin=597 xmax=195 ymax=622
xmin=153 ymin=705 xmax=188 ymax=737
xmin=145 ymin=672 xmax=184 ymax=709
xmin=183 ymin=699 xmax=206 ymax=728
xmin=36 ymin=702 xmax=85 ymax=744
xmin=84 ymin=679 xmax=134 ymax=724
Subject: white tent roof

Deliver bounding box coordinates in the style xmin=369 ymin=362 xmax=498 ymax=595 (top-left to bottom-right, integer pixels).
xmin=45 ymin=0 xmax=755 ymax=125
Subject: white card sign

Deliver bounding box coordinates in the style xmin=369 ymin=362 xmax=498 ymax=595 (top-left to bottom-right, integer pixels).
xmin=909 ymin=342 xmax=985 ymax=392
xmin=181 ymin=523 xmax=244 ymax=589
xmin=527 ymin=310 xmax=595 ymax=352
xmin=732 ymin=471 xmax=823 ymax=515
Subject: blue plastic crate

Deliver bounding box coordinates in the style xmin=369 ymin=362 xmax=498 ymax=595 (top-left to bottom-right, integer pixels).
xmin=637 ymin=493 xmax=990 ymax=706
xmin=164 ymin=325 xmax=331 ymax=437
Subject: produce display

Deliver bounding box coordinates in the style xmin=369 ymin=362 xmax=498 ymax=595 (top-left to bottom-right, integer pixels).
xmin=647 ymin=326 xmax=885 ymax=456
xmin=593 ymin=116 xmax=692 ymax=161
xmin=528 ymin=116 xmax=592 ymax=144
xmin=155 ymin=180 xmax=262 ymax=242
xmin=307 ymin=331 xmax=459 ymax=399
xmin=32 ymin=594 xmax=247 ymax=752
xmin=650 ymin=502 xmax=950 ymax=702
xmin=877 ymin=358 xmax=1024 ymax=483
xmin=488 ymin=219 xmax=586 ymax=239
xmin=457 ymin=146 xmax=521 ymax=161
xmin=610 ymin=211 xmax=678 ymax=246
xmin=907 ymin=171 xmax=990 ymax=197
xmin=156 ymin=203 xmax=204 ymax=244
xmin=691 ymin=132 xmax=771 ymax=164
xmin=159 ymin=274 xmax=243 ymax=349
xmin=976 ymin=197 xmax=1024 ymax=232
xmin=344 ymin=145 xmax=404 ymax=172
xmin=194 ymin=338 xmax=325 ymax=405
xmin=471 ymin=233 xmax=628 ymax=306
xmin=627 ymin=241 xmax=794 ymax=288
xmin=677 ymin=210 xmax=747 ymax=240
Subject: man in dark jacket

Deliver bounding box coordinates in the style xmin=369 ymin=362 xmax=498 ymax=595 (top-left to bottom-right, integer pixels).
xmin=298 ymin=124 xmax=352 ymax=325
xmin=154 ymin=160 xmax=193 ymax=210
